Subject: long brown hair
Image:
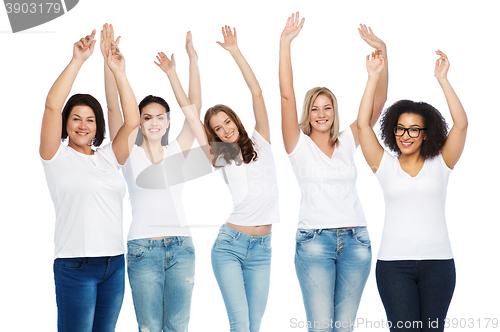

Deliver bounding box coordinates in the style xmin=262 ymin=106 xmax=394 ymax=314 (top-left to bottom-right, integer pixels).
xmin=204 ymin=104 xmax=257 ymax=167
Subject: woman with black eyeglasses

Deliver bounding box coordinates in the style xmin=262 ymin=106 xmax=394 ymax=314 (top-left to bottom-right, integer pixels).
xmin=357 ymin=50 xmax=467 ymax=332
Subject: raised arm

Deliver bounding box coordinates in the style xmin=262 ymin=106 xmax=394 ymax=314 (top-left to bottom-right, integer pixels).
xmin=105 ymin=42 xmax=140 ymax=165
xmin=169 ymin=31 xmax=202 ymax=154
xmin=435 ymin=50 xmax=468 ymax=169
xmin=357 ymin=51 xmax=386 ymax=173
xmin=351 ymin=24 xmax=388 ymax=147
xmin=100 ymin=23 xmax=122 ymax=141
xmin=40 ymin=30 xmax=96 ymax=160
xmin=217 ymin=26 xmax=270 ymax=142
xmin=155 ymin=52 xmax=209 ymax=159
xmin=279 ymin=12 xmax=305 ymax=153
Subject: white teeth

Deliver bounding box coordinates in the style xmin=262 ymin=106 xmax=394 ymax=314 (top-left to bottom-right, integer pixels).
xmin=316 ymin=120 xmax=327 ymax=124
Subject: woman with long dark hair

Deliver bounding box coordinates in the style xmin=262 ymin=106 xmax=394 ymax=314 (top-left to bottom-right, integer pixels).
xmin=102 ymin=24 xmax=202 ymax=332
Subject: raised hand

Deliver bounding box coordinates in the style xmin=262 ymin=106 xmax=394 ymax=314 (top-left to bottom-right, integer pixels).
xmin=281 ymin=12 xmax=305 ymax=43
xmin=73 ymin=29 xmax=96 ymax=61
xmin=155 ymin=52 xmax=176 ymax=74
xmin=106 ymin=42 xmax=125 ymax=74
xmin=434 ymin=50 xmax=450 ymax=80
xmin=216 ymin=25 xmax=238 ymax=52
xmin=100 ymin=23 xmax=121 ymax=58
xmin=358 ymin=24 xmax=386 ymax=51
xmin=366 ymin=49 xmax=385 ymax=76
xmin=185 ymin=31 xmax=198 ymax=60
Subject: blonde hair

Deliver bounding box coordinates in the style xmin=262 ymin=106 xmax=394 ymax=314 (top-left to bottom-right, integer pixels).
xmin=299 ymin=87 xmax=340 ymax=147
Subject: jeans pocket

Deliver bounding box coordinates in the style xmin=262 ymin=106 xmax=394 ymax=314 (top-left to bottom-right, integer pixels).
xmin=215 ymin=231 xmax=235 ymax=245
xmin=127 ymin=243 xmax=148 ymax=263
xmin=295 ymin=229 xmax=316 ymax=246
xmin=181 ymin=237 xmax=196 ymax=254
xmin=353 ymin=227 xmax=371 ymax=248
xmin=60 ymin=257 xmax=85 ymax=270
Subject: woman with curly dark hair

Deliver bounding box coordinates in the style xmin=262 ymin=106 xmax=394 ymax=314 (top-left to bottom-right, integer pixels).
xmin=202 ymin=25 xmax=279 ymax=331
xmin=357 ymin=50 xmax=468 ymax=332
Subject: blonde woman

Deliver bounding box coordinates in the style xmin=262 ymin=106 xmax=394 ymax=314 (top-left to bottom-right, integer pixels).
xmin=279 ymin=13 xmax=388 ymax=331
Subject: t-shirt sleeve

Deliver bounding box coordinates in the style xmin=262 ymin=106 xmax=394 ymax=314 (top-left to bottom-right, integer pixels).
xmin=375 ymin=150 xmax=392 ymax=182
xmin=252 ymin=130 xmax=272 ymax=153
xmin=338 ymin=127 xmax=356 ymax=157
xmin=288 ymin=130 xmax=306 ymax=158
xmin=100 ymin=142 xmax=123 ymax=168
xmin=40 ymin=142 xmax=64 ymax=164
xmin=437 ymin=154 xmax=453 ymax=176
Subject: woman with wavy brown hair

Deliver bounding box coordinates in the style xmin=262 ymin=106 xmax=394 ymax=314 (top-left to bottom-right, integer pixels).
xmin=203 ymin=25 xmax=279 ymax=332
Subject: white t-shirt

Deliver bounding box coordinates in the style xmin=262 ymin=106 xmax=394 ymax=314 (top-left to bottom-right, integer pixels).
xmin=288 ymin=128 xmax=366 ymax=229
xmin=122 ymin=142 xmax=190 ymax=241
xmin=375 ymin=151 xmax=453 ymax=260
xmin=218 ymin=131 xmax=280 ymax=226
xmin=41 ymin=142 xmax=126 ymax=259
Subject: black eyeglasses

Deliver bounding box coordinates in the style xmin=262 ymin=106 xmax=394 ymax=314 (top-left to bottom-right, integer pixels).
xmin=394 ymin=126 xmax=426 ymax=138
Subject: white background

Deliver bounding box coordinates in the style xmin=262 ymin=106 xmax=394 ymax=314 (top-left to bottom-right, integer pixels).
xmin=1 ymin=0 xmax=499 ymax=331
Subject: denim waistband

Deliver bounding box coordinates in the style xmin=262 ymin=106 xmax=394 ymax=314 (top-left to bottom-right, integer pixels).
xmin=219 ymin=224 xmax=272 ymax=244
xmin=127 ymin=237 xmax=189 ymax=247
xmin=302 ymin=226 xmax=367 ymax=236
xmin=56 ymin=254 xmax=124 ymax=263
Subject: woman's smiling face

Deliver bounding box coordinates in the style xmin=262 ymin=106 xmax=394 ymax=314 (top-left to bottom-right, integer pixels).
xmin=395 ymin=112 xmax=427 ymax=156
xmin=141 ymin=102 xmax=169 ymax=142
xmin=209 ymin=111 xmax=239 ymax=143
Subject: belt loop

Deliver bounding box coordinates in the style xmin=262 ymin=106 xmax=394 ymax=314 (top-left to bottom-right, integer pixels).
xmin=317 ymin=229 xmax=323 ymax=235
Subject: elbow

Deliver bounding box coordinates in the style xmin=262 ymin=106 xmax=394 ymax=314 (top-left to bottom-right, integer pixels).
xmin=251 ymin=88 xmax=263 ymax=99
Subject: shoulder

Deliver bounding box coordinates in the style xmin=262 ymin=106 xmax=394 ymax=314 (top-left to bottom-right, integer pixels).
xmin=97 ymin=142 xmax=122 ymax=168
xmin=375 ymin=150 xmax=396 ymax=177
xmin=40 ymin=142 xmax=66 ymax=164
xmin=288 ymin=130 xmax=310 ymax=158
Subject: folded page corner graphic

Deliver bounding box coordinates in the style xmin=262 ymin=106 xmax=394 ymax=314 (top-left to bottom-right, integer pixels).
xmin=4 ymin=0 xmax=79 ymax=33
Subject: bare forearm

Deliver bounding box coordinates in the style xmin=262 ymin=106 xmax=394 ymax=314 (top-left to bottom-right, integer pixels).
xmin=114 ymin=72 xmax=139 ymax=129
xmin=438 ymin=77 xmax=468 ymax=129
xmin=372 ymin=46 xmax=388 ymax=126
xmin=167 ymin=70 xmax=193 ymax=113
xmin=229 ymin=47 xmax=262 ymax=97
xmin=188 ymin=55 xmax=202 ymax=113
xmin=104 ymin=63 xmax=123 ymax=139
xmin=358 ymin=75 xmax=380 ymax=129
xmin=45 ymin=58 xmax=84 ymax=112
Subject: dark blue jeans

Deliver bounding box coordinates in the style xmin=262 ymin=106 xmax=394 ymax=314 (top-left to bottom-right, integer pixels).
xmin=376 ymin=259 xmax=455 ymax=332
xmin=54 ymin=255 xmax=125 ymax=332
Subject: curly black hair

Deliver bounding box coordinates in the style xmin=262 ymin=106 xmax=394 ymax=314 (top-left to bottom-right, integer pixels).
xmin=380 ymin=100 xmax=448 ymax=159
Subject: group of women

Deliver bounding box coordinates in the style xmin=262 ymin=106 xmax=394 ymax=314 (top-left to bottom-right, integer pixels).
xmin=40 ymin=11 xmax=467 ymax=332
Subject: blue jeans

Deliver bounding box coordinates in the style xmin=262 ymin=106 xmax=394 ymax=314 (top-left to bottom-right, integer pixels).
xmin=376 ymin=259 xmax=456 ymax=332
xmin=295 ymin=227 xmax=372 ymax=332
xmin=127 ymin=237 xmax=195 ymax=332
xmin=211 ymin=224 xmax=272 ymax=332
xmin=54 ymin=254 xmax=125 ymax=332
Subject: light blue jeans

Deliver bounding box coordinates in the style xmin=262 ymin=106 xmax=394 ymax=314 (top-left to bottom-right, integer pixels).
xmin=127 ymin=237 xmax=195 ymax=332
xmin=211 ymin=224 xmax=272 ymax=332
xmin=295 ymin=227 xmax=372 ymax=332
